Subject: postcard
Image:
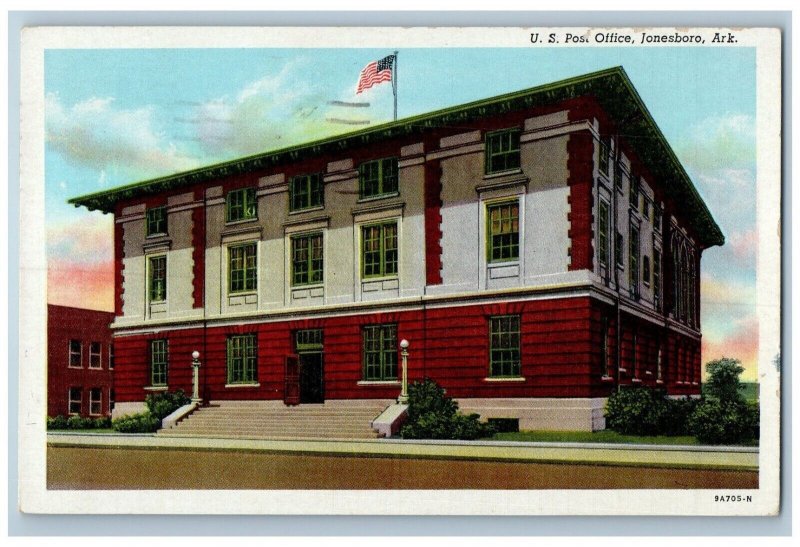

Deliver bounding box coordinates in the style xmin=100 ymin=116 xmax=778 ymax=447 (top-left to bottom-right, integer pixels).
xmin=18 ymin=25 xmax=781 ymax=516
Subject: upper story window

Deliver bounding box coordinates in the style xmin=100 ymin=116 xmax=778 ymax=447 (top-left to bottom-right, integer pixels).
xmin=148 ymin=255 xmax=167 ymax=302
xmin=150 ymin=339 xmax=168 ymax=387
xmin=629 ymin=175 xmax=640 ymax=210
xmin=489 ymin=315 xmax=521 ymax=378
xmin=362 ymin=324 xmax=397 ymax=381
xmin=598 ymin=199 xmax=610 ymax=270
xmin=146 ymin=206 xmax=167 ymax=236
xmin=643 ymin=198 xmax=651 ymax=222
xmin=485 ymin=128 xmax=521 ymax=174
xmin=229 ymin=242 xmax=257 ymax=293
xmin=653 ymin=249 xmax=662 ymax=311
xmin=291 ymin=232 xmax=323 ymax=286
xmin=226 ymin=187 xmax=257 ymax=223
xmin=89 ymin=342 xmax=102 ymax=369
xmin=599 ymin=137 xmax=611 ymax=175
xmin=487 ymin=201 xmax=520 ymax=263
xmin=290 ymin=173 xmax=324 ymax=211
xmin=362 ymin=222 xmax=398 ymax=279
xmin=653 ymin=205 xmax=663 ymax=233
xmin=68 ymin=340 xmax=82 ymax=368
xmin=227 ymin=333 xmax=258 ymax=385
xmin=109 ymin=343 xmax=115 ymax=370
xmin=614 ymin=164 xmax=624 ymax=193
xmin=359 ymin=158 xmax=398 ymax=199
xmin=629 ymin=224 xmax=640 ymax=300
xmin=642 ymin=255 xmax=651 ymax=287
xmin=615 ymin=232 xmax=624 ymax=270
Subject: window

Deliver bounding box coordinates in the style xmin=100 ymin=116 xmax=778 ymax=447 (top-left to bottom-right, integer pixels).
xmin=642 ymin=255 xmax=651 ymax=287
xmin=656 ymin=346 xmax=663 ymax=381
xmin=599 ymin=137 xmax=611 ymax=175
xmin=89 ymin=342 xmax=102 ymax=369
xmin=146 ymin=206 xmax=167 ymax=236
xmin=109 ymin=343 xmax=115 ymax=370
xmin=631 ymin=332 xmax=638 ymax=377
xmin=68 ymin=340 xmax=82 ymax=368
xmin=362 ymin=222 xmax=398 ymax=278
xmin=227 ymin=334 xmax=258 ymax=384
xmin=362 ymin=324 xmax=397 ymax=381
xmin=110 ymin=389 xmax=115 ymax=412
xmin=359 ymin=158 xmax=398 ymax=199
xmin=598 ymin=199 xmax=610 ymax=269
xmin=150 ymin=339 xmax=168 ymax=387
xmin=290 ymin=173 xmax=324 ymax=211
xmin=653 ymin=250 xmax=662 ymax=310
xmin=630 ymin=175 xmax=639 ymax=210
xmin=615 ymin=232 xmax=624 ymax=269
xmin=487 ymin=201 xmax=520 ymax=263
xmin=148 ymin=255 xmax=167 ymax=302
xmin=291 ymin=233 xmax=323 ymax=286
xmin=643 ymin=199 xmax=651 ymax=221
xmin=490 ymin=315 xmax=521 ymax=377
xmin=654 ymin=205 xmax=663 ymax=232
xmin=89 ymin=388 xmax=102 ymax=416
xmin=614 ymin=164 xmax=624 ymax=192
xmin=226 ymin=187 xmax=257 ymax=222
xmin=68 ymin=387 xmax=82 ymax=415
xmin=601 ymin=316 xmax=610 ymax=377
xmin=485 ymin=129 xmax=521 ymax=174
xmin=629 ymin=224 xmax=640 ymax=299
xmin=229 ymin=242 xmax=257 ymax=293
xmin=295 ymin=329 xmax=323 ymax=352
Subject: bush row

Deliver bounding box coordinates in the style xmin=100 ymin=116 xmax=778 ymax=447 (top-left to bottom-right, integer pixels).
xmin=47 ymin=415 xmax=112 ymax=430
xmin=605 ymin=358 xmax=759 ymax=445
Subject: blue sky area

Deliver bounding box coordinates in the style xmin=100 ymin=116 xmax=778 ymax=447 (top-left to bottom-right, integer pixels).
xmin=44 ymin=46 xmax=758 ymax=378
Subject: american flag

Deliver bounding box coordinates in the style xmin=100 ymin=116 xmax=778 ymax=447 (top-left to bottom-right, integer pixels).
xmin=356 ymin=55 xmax=395 ymax=94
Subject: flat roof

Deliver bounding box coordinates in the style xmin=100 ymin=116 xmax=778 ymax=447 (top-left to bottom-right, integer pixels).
xmin=69 ymin=66 xmax=723 ymax=247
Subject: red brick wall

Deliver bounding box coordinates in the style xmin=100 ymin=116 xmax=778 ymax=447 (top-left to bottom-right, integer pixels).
xmin=47 ymin=305 xmax=115 ymax=417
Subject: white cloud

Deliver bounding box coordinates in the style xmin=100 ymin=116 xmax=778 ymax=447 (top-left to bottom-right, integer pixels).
xmin=46 ymin=92 xmax=200 ymax=181
xmin=676 ymin=114 xmax=755 ymax=172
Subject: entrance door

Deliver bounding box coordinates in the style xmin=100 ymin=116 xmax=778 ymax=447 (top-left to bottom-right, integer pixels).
xmin=295 ymin=329 xmax=324 ymax=404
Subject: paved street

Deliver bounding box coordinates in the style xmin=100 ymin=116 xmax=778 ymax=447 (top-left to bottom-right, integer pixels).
xmin=48 ymin=445 xmax=758 ymax=490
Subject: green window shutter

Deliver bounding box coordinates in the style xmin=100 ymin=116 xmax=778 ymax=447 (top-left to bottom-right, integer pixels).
xmin=359 ymin=158 xmax=398 ymax=199
xmin=226 ymin=188 xmax=258 ymax=222
xmin=598 ymin=199 xmax=610 ymax=268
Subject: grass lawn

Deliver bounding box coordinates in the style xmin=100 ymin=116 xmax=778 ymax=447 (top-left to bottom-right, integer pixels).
xmin=487 ymin=430 xmax=699 ymax=445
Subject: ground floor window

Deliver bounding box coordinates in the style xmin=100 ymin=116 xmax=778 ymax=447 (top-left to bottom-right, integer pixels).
xmin=150 ymin=339 xmax=168 ymax=386
xmin=89 ymin=387 xmax=102 ymax=416
xmin=227 ymin=333 xmax=258 ymax=384
xmin=362 ymin=324 xmax=397 ymax=381
xmin=68 ymin=387 xmax=81 ymax=415
xmin=489 ymin=315 xmax=521 ymax=377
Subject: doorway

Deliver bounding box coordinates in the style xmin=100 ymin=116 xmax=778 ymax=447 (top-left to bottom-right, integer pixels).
xmin=295 ymin=329 xmax=324 ymax=404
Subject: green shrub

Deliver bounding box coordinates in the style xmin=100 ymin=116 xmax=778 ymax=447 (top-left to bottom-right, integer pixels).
xmin=400 ymin=378 xmax=495 ymax=440
xmin=112 ymin=412 xmax=160 ymax=433
xmin=662 ymin=396 xmax=699 ymax=436
xmin=688 ymin=398 xmax=758 ymax=444
xmin=92 ymin=416 xmax=112 ymax=429
xmin=145 ymin=390 xmax=192 ymax=421
xmin=605 ymin=386 xmax=671 ymax=436
xmin=688 ymin=358 xmax=759 ymax=445
xmin=67 ymin=415 xmax=95 ymax=430
xmin=47 ymin=415 xmax=69 ymax=430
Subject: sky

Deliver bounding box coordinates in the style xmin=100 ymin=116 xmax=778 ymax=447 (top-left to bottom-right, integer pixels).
xmin=44 ymin=46 xmax=758 ymax=380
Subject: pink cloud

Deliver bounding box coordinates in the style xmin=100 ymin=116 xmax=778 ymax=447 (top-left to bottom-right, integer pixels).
xmin=47 ymin=257 xmax=114 ymax=312
xmin=702 ymin=316 xmax=759 ymax=382
xmin=728 ymin=229 xmax=758 ymax=263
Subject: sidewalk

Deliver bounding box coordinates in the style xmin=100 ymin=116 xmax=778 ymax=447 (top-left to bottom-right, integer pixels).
xmin=47 ymin=432 xmax=758 ymax=470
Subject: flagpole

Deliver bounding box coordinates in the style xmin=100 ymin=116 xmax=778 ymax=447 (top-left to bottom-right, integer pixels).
xmin=393 ymin=50 xmax=398 ymax=121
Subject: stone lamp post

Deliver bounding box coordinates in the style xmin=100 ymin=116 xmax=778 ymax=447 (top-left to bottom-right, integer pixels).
xmin=191 ymin=350 xmax=202 ymax=404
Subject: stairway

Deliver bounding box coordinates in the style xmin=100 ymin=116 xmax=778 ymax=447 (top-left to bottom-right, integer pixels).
xmin=158 ymin=400 xmax=392 ymax=440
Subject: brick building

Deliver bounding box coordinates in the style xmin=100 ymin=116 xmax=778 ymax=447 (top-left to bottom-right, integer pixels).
xmin=70 ymin=67 xmax=723 ymax=431
xmin=47 ymin=304 xmax=115 ymax=418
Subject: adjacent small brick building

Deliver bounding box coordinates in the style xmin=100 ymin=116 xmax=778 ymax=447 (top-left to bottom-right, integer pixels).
xmin=47 ymin=304 xmax=115 ymax=418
